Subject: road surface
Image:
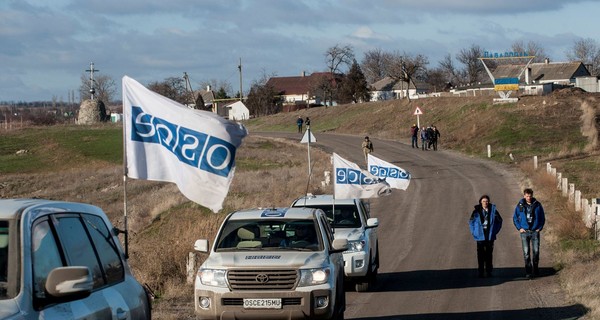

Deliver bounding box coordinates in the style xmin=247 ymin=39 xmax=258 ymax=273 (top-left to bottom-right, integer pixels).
xmin=259 ymin=132 xmax=586 ymax=320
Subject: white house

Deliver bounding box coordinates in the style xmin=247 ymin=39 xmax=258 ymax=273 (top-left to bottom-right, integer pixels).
xmin=227 ymin=101 xmax=250 ymax=120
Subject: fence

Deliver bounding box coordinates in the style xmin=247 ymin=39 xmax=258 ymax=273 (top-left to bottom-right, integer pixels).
xmin=541 ymin=159 xmax=600 ymax=240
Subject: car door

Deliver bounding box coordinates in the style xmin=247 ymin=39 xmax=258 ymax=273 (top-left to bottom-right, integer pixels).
xmin=30 ymin=216 xmax=112 ymax=319
xmin=359 ymin=201 xmax=377 ymax=266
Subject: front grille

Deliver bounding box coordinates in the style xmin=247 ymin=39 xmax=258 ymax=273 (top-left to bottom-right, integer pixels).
xmin=222 ymin=298 xmax=302 ymax=306
xmin=228 ymin=269 xmax=298 ymax=290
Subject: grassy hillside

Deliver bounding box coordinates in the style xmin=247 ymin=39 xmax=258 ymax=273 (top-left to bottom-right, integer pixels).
xmin=1 ymin=90 xmax=600 ymax=318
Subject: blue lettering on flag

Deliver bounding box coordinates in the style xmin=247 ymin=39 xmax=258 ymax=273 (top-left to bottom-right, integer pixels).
xmin=336 ymin=168 xmax=384 ymax=185
xmin=261 ymin=208 xmax=289 ymax=217
xmin=369 ymin=165 xmax=410 ymax=180
xmin=130 ymin=106 xmax=236 ymax=177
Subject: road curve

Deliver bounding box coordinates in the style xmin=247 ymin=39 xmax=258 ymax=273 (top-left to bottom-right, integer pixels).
xmin=255 ymin=132 xmax=586 ymax=320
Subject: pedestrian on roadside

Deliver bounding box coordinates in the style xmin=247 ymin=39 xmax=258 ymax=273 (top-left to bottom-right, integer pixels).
xmin=426 ymin=126 xmax=435 ymax=150
xmin=513 ymin=188 xmax=545 ymax=279
xmin=431 ymin=126 xmax=441 ymax=151
xmin=410 ymin=124 xmax=419 ymax=148
xmin=305 ymin=117 xmax=311 ymax=128
xmin=296 ymin=116 xmax=304 ymax=133
xmin=362 ymin=136 xmax=374 ymax=163
xmin=420 ymin=126 xmax=428 ymax=150
xmin=469 ymin=194 xmax=503 ymax=278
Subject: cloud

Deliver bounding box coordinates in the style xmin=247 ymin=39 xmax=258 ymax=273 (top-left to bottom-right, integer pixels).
xmin=352 ymin=26 xmax=391 ymax=41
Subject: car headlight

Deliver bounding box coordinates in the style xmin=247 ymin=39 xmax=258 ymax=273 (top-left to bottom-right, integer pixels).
xmin=198 ymin=268 xmax=228 ymax=287
xmin=346 ymin=239 xmax=366 ymax=253
xmin=298 ymin=267 xmax=331 ymax=286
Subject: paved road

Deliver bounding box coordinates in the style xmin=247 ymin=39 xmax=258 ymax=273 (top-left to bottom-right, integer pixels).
xmin=257 ymin=132 xmax=586 ymax=320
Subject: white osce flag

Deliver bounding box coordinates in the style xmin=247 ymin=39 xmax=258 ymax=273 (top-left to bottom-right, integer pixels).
xmin=333 ymin=153 xmax=391 ymax=199
xmin=368 ymin=154 xmax=411 ymax=190
xmin=122 ymin=76 xmax=248 ymax=213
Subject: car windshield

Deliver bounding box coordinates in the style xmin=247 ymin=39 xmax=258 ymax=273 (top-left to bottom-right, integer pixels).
xmin=297 ymin=204 xmax=361 ymax=228
xmin=215 ymin=219 xmax=322 ymax=251
xmin=0 ymin=220 xmax=9 ymax=299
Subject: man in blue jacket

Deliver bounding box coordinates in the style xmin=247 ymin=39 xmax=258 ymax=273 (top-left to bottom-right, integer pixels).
xmin=513 ymin=188 xmax=545 ymax=279
xmin=469 ymin=195 xmax=503 ymax=278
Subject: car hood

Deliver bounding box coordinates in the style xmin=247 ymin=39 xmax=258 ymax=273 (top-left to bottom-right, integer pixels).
xmin=0 ymin=299 xmax=19 ymax=318
xmin=202 ymin=251 xmax=329 ymax=269
xmin=333 ymin=228 xmax=363 ymax=241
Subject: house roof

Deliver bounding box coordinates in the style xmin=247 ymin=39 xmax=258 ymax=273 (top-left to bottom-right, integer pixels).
xmin=370 ymin=76 xmax=423 ymax=91
xmin=266 ymin=72 xmax=335 ymax=95
xmin=492 ymin=61 xmax=590 ymax=83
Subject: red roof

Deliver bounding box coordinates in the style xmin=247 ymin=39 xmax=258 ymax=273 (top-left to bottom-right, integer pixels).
xmin=266 ymin=72 xmax=336 ymax=95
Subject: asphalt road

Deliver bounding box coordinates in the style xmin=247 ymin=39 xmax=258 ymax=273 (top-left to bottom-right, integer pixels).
xmin=257 ymin=132 xmax=587 ymax=320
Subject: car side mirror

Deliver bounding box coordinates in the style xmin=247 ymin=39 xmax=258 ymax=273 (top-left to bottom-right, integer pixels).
xmin=194 ymin=239 xmax=209 ymax=253
xmin=45 ymin=266 xmax=93 ymax=299
xmin=331 ymin=238 xmax=348 ymax=253
xmin=366 ymin=218 xmax=379 ymax=228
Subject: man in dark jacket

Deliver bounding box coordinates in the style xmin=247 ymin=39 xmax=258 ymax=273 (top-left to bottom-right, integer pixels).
xmin=469 ymin=195 xmax=502 ymax=278
xmin=513 ymin=188 xmax=545 ymax=279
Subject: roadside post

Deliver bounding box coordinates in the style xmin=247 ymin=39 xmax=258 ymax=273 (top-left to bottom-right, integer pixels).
xmin=300 ymin=126 xmax=317 ymax=176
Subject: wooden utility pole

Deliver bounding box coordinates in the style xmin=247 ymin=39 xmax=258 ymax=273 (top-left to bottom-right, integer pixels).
xmin=238 ymin=58 xmax=243 ymax=101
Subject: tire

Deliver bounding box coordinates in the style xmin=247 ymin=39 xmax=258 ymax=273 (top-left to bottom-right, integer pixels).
xmin=355 ymin=265 xmax=371 ymax=292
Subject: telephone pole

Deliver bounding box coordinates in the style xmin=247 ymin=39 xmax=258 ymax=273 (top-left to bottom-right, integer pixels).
xmin=238 ymin=58 xmax=243 ymax=101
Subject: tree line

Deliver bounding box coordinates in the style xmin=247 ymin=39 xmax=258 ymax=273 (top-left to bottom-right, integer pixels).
xmin=4 ymin=37 xmax=598 ymax=119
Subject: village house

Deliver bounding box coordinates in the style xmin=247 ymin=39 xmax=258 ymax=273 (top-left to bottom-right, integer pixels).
xmin=266 ymin=72 xmax=340 ymax=111
xmin=369 ymin=76 xmax=431 ymax=101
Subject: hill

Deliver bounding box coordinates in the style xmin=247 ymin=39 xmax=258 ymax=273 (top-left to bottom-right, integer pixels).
xmin=1 ymin=90 xmax=599 ymax=318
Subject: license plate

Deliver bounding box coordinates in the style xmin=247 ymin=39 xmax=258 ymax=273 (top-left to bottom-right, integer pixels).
xmin=243 ymin=298 xmax=282 ymax=309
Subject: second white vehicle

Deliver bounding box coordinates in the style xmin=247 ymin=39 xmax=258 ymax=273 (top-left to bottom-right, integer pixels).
xmin=291 ymin=194 xmax=379 ymax=292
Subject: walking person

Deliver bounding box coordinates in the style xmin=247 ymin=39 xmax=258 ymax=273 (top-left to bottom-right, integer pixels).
xmin=362 ymin=136 xmax=374 ymax=163
xmin=420 ymin=126 xmax=428 ymax=150
xmin=431 ymin=126 xmax=441 ymax=151
xmin=410 ymin=124 xmax=419 ymax=148
xmin=296 ymin=116 xmax=304 ymax=133
xmin=305 ymin=117 xmax=311 ymax=128
xmin=513 ymin=188 xmax=545 ymax=279
xmin=469 ymin=195 xmax=503 ymax=278
xmin=426 ymin=126 xmax=435 ymax=150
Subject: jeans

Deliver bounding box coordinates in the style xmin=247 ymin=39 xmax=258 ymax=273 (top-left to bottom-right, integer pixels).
xmin=520 ymin=230 xmax=540 ymax=274
xmin=411 ymin=136 xmax=418 ymax=148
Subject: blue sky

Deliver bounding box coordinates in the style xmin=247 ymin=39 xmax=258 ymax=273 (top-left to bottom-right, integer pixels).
xmin=1 ymin=0 xmax=599 ymax=102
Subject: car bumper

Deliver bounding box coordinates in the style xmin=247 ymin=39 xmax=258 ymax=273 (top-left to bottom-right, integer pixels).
xmin=194 ymin=289 xmax=336 ymax=320
xmin=343 ymin=251 xmax=369 ymax=277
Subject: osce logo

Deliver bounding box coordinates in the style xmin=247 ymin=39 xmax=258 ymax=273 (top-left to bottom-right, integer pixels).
xmin=336 ymin=168 xmax=383 ymax=185
xmin=369 ymin=165 xmax=410 ymax=180
xmin=130 ymin=106 xmax=235 ymax=177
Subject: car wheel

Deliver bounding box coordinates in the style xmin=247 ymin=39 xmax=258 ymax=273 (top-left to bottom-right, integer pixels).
xmin=355 ymin=265 xmax=371 ymax=292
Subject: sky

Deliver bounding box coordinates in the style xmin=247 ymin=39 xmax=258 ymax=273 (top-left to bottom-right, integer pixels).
xmin=1 ymin=0 xmax=600 ymax=102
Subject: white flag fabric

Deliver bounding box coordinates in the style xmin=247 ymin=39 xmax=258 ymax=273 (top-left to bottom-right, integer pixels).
xmin=368 ymin=154 xmax=411 ymax=190
xmin=122 ymin=76 xmax=248 ymax=213
xmin=333 ymin=153 xmax=391 ymax=199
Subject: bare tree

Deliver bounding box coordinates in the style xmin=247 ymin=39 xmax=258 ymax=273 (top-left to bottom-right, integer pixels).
xmin=457 ymin=44 xmax=486 ymax=85
xmin=385 ymin=51 xmax=429 ymax=101
xmin=438 ymin=53 xmax=464 ymax=85
xmin=360 ymin=48 xmax=393 ymax=84
xmin=246 ymin=70 xmax=280 ymax=116
xmin=566 ymin=38 xmax=600 ymax=76
xmin=147 ymin=76 xmax=188 ymax=104
xmin=79 ymin=74 xmax=116 ymax=104
xmin=511 ymin=40 xmax=548 ymax=63
xmin=324 ymin=44 xmax=354 ymax=106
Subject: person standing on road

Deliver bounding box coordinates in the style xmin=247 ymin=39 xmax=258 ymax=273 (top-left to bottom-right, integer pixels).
xmin=431 ymin=126 xmax=441 ymax=151
xmin=296 ymin=116 xmax=304 ymax=133
xmin=513 ymin=188 xmax=545 ymax=279
xmin=469 ymin=194 xmax=503 ymax=278
xmin=420 ymin=126 xmax=428 ymax=150
xmin=305 ymin=117 xmax=311 ymax=129
xmin=362 ymin=136 xmax=374 ymax=163
xmin=410 ymin=124 xmax=419 ymax=148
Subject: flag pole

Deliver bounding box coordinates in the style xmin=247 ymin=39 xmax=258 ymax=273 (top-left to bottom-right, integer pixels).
xmin=121 ymin=100 xmax=130 ymax=259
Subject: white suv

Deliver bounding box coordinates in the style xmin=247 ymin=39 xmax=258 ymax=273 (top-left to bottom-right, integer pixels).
xmin=0 ymin=199 xmax=151 ymax=320
xmin=291 ymin=194 xmax=379 ymax=292
xmin=193 ymin=207 xmax=347 ymax=320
